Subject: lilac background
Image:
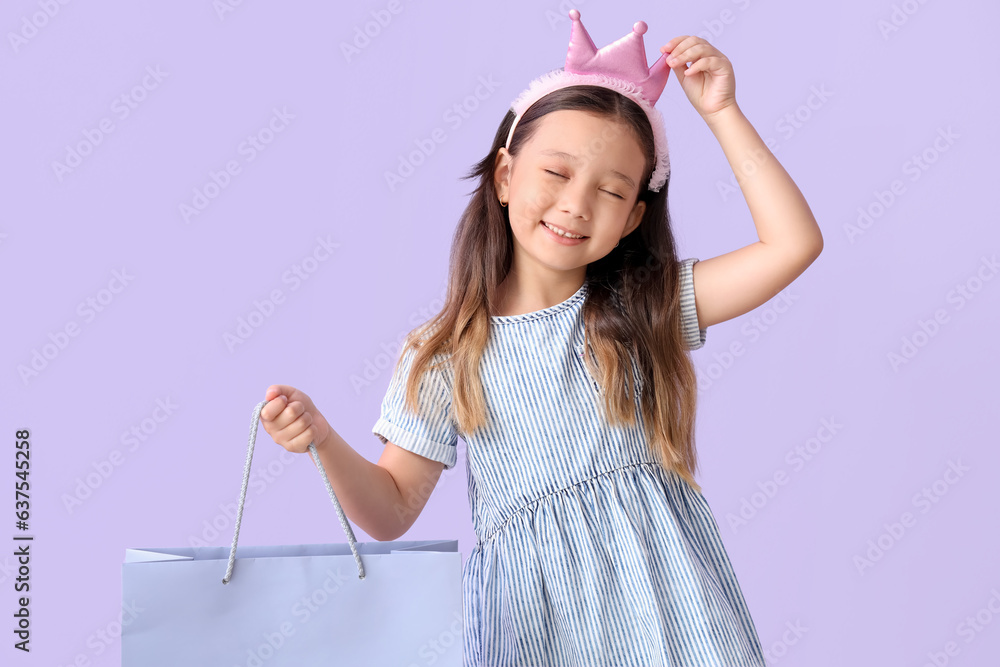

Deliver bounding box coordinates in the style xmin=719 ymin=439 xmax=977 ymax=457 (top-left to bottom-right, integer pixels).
xmin=3 ymin=0 xmax=999 ymax=665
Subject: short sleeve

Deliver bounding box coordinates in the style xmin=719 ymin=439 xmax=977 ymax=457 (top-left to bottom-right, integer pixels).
xmin=679 ymin=257 xmax=708 ymax=351
xmin=372 ymin=343 xmax=459 ymax=470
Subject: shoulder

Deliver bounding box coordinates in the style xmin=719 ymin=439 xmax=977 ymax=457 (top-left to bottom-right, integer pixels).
xmin=396 ymin=334 xmax=455 ymax=385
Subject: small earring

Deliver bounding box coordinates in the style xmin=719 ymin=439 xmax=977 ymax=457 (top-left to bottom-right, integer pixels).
xmin=614 ymin=240 xmax=620 ymax=248
xmin=499 ymin=197 xmax=508 ymax=208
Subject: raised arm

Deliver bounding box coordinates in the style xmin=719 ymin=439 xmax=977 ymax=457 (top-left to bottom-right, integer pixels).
xmin=692 ymin=103 xmax=823 ymax=330
xmin=660 ymin=36 xmax=824 ymax=331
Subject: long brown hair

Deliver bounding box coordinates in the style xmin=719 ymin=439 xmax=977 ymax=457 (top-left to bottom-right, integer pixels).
xmin=395 ymin=85 xmax=703 ymax=492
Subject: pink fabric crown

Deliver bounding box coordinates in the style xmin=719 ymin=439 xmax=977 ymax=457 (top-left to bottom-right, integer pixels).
xmin=504 ymin=9 xmax=672 ymax=192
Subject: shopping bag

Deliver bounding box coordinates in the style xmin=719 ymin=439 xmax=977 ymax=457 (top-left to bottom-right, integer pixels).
xmin=121 ymin=399 xmax=464 ymax=666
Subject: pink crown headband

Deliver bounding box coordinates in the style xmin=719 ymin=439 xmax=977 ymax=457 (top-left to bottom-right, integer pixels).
xmin=504 ymin=9 xmax=672 ymax=193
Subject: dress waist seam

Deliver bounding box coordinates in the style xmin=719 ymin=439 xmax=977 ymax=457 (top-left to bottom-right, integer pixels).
xmin=476 ymin=459 xmax=664 ymax=547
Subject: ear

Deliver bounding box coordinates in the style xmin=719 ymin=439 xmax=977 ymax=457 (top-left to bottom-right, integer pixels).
xmin=623 ymin=199 xmax=646 ymax=236
xmin=494 ymin=147 xmax=512 ymax=200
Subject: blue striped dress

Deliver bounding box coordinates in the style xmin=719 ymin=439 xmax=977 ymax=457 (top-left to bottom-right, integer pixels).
xmin=373 ymin=258 xmax=767 ymax=666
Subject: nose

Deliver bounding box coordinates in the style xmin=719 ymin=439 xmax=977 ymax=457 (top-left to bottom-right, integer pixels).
xmin=557 ymin=181 xmax=592 ymax=221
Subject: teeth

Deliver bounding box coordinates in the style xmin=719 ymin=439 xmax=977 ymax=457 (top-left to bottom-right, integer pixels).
xmin=543 ymin=221 xmax=584 ymax=239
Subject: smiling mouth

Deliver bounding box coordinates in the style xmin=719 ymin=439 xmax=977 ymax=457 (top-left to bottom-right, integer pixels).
xmin=541 ymin=220 xmax=588 ymax=239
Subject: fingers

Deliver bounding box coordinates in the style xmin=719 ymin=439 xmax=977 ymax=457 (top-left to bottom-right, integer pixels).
xmin=660 ymin=37 xmax=718 ymax=69
xmin=262 ymin=395 xmax=306 ymax=429
xmin=281 ymin=411 xmax=317 ymax=454
xmin=260 ymin=384 xmax=322 ymax=454
xmin=667 ymin=44 xmax=706 ymax=69
xmin=263 ymin=384 xmax=303 ymax=421
xmin=684 ymin=55 xmax=726 ymax=76
xmin=260 ymin=392 xmax=287 ymax=422
xmin=660 ymin=35 xmax=687 ymax=53
xmin=265 ymin=384 xmax=296 ymax=402
xmin=264 ymin=402 xmax=315 ymax=453
xmin=661 ymin=35 xmax=696 ymax=59
xmin=282 ymin=416 xmax=318 ymax=454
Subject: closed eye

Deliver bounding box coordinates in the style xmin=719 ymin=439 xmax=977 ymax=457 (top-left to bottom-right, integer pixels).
xmin=544 ymin=170 xmax=625 ymax=199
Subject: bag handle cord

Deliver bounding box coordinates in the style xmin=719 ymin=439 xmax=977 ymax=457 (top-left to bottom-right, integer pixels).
xmin=222 ymin=399 xmax=366 ymax=584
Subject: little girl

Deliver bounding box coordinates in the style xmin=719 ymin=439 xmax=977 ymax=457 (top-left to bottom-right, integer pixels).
xmin=261 ymin=10 xmax=822 ymax=667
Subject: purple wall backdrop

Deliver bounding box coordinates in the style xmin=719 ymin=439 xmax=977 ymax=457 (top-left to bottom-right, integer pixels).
xmin=3 ymin=0 xmax=999 ymax=665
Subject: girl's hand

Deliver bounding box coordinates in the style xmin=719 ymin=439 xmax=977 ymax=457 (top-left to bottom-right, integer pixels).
xmin=659 ymin=36 xmax=737 ymax=119
xmin=261 ymin=385 xmax=331 ymax=454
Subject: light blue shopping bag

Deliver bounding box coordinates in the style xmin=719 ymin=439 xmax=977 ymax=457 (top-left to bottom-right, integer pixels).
xmin=121 ymin=400 xmax=464 ymax=666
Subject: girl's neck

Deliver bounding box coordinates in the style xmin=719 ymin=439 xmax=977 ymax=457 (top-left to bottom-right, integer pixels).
xmin=493 ymin=269 xmax=586 ymax=317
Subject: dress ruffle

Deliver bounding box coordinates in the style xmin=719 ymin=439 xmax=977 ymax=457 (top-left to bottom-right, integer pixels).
xmin=464 ymin=463 xmax=766 ymax=666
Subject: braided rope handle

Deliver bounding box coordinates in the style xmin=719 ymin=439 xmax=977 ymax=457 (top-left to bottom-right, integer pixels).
xmin=222 ymin=399 xmax=366 ymax=584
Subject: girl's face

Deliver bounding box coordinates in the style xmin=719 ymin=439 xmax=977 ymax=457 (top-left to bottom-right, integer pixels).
xmin=494 ymin=109 xmax=647 ymax=275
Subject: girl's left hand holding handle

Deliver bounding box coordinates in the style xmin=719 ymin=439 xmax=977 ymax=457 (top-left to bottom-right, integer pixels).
xmin=660 ymin=36 xmax=738 ymax=120
xmin=261 ymin=385 xmax=331 ymax=455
